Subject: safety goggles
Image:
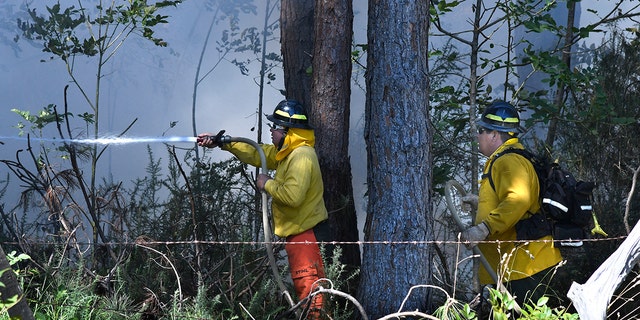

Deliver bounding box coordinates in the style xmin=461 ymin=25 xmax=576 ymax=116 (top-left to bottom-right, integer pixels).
xmin=268 ymin=123 xmax=287 ymax=131
xmin=478 ymin=127 xmax=492 ymax=134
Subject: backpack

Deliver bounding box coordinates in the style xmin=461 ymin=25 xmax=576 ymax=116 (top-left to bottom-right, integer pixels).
xmin=485 ymin=148 xmax=595 ymax=247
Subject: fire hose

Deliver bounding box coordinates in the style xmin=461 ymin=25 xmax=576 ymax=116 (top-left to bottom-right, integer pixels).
xmin=217 ymin=135 xmax=296 ymax=309
xmin=445 ymin=180 xmax=521 ymax=311
xmin=444 ymin=180 xmax=499 ymax=283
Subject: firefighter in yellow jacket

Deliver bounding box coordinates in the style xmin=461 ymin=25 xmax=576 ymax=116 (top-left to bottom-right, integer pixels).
xmin=197 ymin=99 xmax=328 ymax=315
xmin=461 ymin=101 xmax=563 ymax=306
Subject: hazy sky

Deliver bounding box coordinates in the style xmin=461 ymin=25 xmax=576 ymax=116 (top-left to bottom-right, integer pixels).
xmin=1 ymin=1 xmax=286 ymax=176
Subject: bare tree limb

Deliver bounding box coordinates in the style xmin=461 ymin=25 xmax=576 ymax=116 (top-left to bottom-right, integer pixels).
xmin=623 ymin=164 xmax=640 ymax=234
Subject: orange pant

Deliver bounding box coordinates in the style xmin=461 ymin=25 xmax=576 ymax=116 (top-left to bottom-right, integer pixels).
xmin=286 ymin=228 xmax=325 ymax=314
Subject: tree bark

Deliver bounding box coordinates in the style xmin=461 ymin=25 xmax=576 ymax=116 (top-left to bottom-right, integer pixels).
xmin=359 ymin=0 xmax=432 ymax=317
xmin=310 ymin=0 xmax=361 ymax=289
xmin=280 ymin=0 xmax=314 ymax=106
xmin=545 ymin=0 xmax=576 ymax=148
xmin=0 ymin=246 xmax=35 ymax=320
xmin=282 ymin=0 xmax=362 ymax=279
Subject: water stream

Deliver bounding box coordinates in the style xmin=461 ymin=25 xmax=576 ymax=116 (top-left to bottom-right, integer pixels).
xmin=0 ymin=136 xmax=198 ymax=145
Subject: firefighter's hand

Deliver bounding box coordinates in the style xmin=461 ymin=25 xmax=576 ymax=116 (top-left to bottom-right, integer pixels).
xmin=460 ymin=222 xmax=489 ymax=249
xmin=197 ymin=130 xmax=226 ymax=148
xmin=256 ymin=174 xmax=272 ymax=191
xmin=461 ymin=194 xmax=479 ymax=211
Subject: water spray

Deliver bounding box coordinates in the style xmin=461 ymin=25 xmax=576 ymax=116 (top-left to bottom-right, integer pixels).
xmin=0 ymin=135 xmax=198 ymax=145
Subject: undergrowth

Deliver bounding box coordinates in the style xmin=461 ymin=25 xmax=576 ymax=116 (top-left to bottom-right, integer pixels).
xmin=0 ymin=248 xmax=588 ymax=320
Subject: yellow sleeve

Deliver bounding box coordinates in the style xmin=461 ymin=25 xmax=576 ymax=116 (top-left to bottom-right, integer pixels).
xmin=222 ymin=142 xmax=279 ymax=170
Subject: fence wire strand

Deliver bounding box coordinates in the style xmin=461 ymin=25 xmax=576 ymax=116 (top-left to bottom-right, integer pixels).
xmin=1 ymin=235 xmax=628 ymax=248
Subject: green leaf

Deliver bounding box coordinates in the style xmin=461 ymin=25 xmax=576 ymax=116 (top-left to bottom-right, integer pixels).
xmin=536 ymin=295 xmax=549 ymax=306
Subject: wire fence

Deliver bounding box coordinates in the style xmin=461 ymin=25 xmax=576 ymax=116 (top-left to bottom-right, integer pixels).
xmin=3 ymin=234 xmax=634 ymax=319
xmin=2 ymin=235 xmax=629 ymax=247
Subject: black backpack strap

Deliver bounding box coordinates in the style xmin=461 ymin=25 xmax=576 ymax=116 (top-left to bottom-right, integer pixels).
xmin=482 ymin=148 xmax=533 ymax=191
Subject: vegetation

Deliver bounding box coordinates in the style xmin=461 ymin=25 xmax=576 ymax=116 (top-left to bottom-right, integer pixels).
xmin=0 ymin=0 xmax=639 ymax=319
xmin=428 ymin=1 xmax=640 ymax=315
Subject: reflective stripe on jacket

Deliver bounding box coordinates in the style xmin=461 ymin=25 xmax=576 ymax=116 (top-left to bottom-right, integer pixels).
xmin=476 ymin=138 xmax=563 ymax=284
xmin=223 ymin=128 xmax=328 ymax=237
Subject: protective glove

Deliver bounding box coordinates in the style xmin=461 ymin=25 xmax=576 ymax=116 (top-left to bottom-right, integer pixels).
xmin=461 ymin=194 xmax=479 ymax=211
xmin=460 ymin=222 xmax=490 ymax=249
xmin=197 ymin=130 xmax=226 ymax=148
xmin=256 ymin=173 xmax=272 ymax=191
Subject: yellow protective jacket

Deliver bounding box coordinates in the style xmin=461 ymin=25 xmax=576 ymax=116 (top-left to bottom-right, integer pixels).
xmin=476 ymin=138 xmax=563 ymax=284
xmin=222 ymin=128 xmax=328 ymax=238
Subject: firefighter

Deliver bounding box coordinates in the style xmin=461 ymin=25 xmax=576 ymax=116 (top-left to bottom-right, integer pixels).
xmin=197 ymin=99 xmax=328 ymax=317
xmin=461 ymin=101 xmax=564 ymax=307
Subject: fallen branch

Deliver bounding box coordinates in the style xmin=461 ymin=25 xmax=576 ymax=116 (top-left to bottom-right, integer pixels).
xmin=135 ymin=242 xmax=183 ymax=308
xmin=377 ymin=311 xmax=438 ymax=320
xmin=623 ymin=164 xmax=640 ymax=233
xmin=276 ymin=279 xmax=368 ymax=320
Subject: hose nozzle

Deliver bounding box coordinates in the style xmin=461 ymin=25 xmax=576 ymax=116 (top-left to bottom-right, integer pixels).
xmin=196 ymin=130 xmax=227 ymax=146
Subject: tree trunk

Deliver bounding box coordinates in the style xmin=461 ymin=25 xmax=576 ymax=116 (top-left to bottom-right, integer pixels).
xmin=545 ymin=0 xmax=576 ymax=148
xmin=282 ymin=0 xmax=362 ymax=278
xmin=469 ymin=0 xmax=482 ymax=196
xmin=359 ymin=0 xmax=432 ymax=317
xmin=0 ymin=246 xmax=35 ymax=320
xmin=310 ymin=0 xmax=361 ymax=289
xmin=280 ymin=0 xmax=314 ymax=106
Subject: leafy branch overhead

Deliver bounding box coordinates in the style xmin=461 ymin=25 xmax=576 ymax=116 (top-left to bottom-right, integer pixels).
xmin=17 ymin=0 xmax=182 ymax=62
